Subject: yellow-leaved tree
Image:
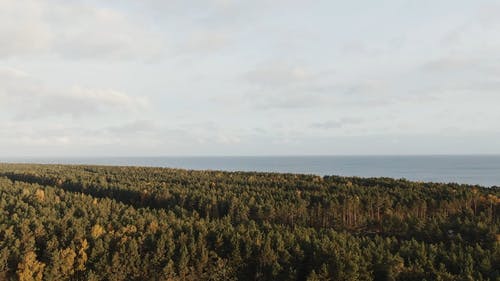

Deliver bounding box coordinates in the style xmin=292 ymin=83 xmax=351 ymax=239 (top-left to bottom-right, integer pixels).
xmin=17 ymin=251 xmax=45 ymax=281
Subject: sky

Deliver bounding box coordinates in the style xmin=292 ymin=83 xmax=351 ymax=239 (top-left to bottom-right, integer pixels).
xmin=1 ymin=0 xmax=500 ymax=156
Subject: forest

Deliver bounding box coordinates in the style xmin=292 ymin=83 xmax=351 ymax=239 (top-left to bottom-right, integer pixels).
xmin=0 ymin=163 xmax=498 ymax=281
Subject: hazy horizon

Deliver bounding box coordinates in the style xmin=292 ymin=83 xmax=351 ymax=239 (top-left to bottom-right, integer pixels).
xmin=3 ymin=153 xmax=500 ymax=158
xmin=2 ymin=0 xmax=500 ymax=156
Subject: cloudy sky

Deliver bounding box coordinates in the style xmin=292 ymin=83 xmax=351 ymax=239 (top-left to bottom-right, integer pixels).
xmin=1 ymin=0 xmax=500 ymax=156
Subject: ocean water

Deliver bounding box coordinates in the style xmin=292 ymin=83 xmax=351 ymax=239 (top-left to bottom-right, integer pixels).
xmin=2 ymin=155 xmax=500 ymax=187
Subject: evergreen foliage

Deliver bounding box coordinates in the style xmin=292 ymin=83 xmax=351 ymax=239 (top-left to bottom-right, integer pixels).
xmin=0 ymin=164 xmax=498 ymax=280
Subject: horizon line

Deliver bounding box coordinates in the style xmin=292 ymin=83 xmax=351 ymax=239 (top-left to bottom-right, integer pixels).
xmin=2 ymin=153 xmax=500 ymax=159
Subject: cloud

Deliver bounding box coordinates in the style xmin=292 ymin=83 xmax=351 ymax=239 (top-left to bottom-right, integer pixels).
xmin=239 ymin=60 xmax=447 ymax=111
xmin=50 ymin=4 xmax=164 ymax=60
xmin=0 ymin=67 xmax=148 ymax=119
xmin=100 ymin=120 xmax=244 ymax=148
xmin=248 ymin=91 xmax=329 ymax=109
xmin=0 ymin=0 xmax=52 ymax=58
xmin=239 ymin=62 xmax=416 ymax=110
xmin=340 ymin=41 xmax=384 ymax=56
xmin=237 ymin=56 xmax=486 ymax=111
xmin=241 ymin=62 xmax=339 ymax=109
xmin=245 ymin=62 xmax=313 ymax=88
xmin=421 ymin=57 xmax=500 ymax=74
xmin=441 ymin=4 xmax=500 ymax=53
xmin=415 ymin=56 xmax=500 ymax=98
xmin=0 ymin=0 xmax=166 ymax=60
xmin=23 ymin=87 xmax=149 ymax=119
xmin=0 ymin=67 xmax=41 ymax=99
xmin=1 ymin=0 xmax=499 ymax=156
xmin=180 ymin=31 xmax=229 ymax=54
xmin=311 ymin=118 xmax=363 ymax=130
xmin=105 ymin=120 xmax=158 ymax=135
xmin=215 ymin=135 xmax=241 ymax=144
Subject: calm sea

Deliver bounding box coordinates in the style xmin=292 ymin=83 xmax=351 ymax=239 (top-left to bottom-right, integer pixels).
xmin=2 ymin=155 xmax=500 ymax=187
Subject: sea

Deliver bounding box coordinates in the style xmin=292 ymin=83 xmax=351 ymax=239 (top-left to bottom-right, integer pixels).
xmin=2 ymin=155 xmax=500 ymax=187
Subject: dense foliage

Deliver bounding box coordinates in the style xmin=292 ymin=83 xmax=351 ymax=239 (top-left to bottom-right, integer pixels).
xmin=0 ymin=163 xmax=498 ymax=281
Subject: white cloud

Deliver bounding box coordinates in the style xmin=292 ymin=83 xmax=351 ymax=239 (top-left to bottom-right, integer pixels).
xmin=0 ymin=0 xmax=165 ymax=60
xmin=180 ymin=31 xmax=229 ymax=54
xmin=0 ymin=0 xmax=52 ymax=58
xmin=245 ymin=62 xmax=314 ymax=89
xmin=25 ymin=87 xmax=149 ymax=119
xmin=311 ymin=118 xmax=364 ymax=130
xmin=0 ymin=67 xmax=148 ymax=119
xmin=1 ymin=0 xmax=500 ymax=156
xmin=241 ymin=62 xmax=338 ymax=109
xmin=50 ymin=4 xmax=164 ymax=60
xmin=441 ymin=4 xmax=500 ymax=55
xmin=216 ymin=135 xmax=241 ymax=144
xmin=105 ymin=120 xmax=157 ymax=135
